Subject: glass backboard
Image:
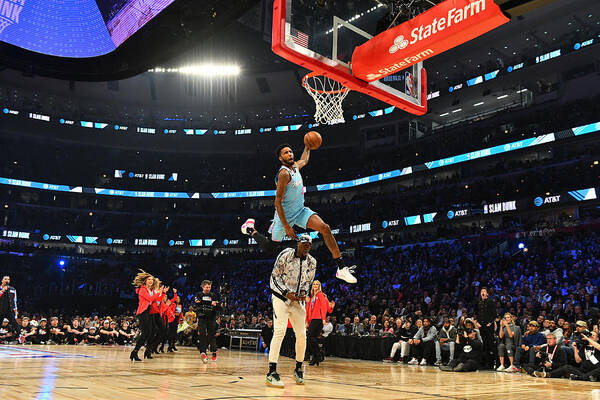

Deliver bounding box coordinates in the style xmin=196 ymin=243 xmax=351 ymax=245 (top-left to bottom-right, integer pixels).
xmin=272 ymin=0 xmax=427 ymax=115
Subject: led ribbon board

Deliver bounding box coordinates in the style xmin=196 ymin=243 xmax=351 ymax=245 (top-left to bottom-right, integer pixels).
xmin=0 ymin=121 xmax=598 ymax=199
xmin=352 ymin=0 xmax=510 ymax=82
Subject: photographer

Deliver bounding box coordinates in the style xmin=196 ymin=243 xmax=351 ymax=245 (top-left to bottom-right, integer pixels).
xmin=194 ymin=279 xmax=221 ymax=363
xmin=525 ymin=332 xmax=567 ymax=378
xmin=440 ymin=328 xmax=482 ymax=372
xmin=552 ymin=331 xmax=600 ymax=380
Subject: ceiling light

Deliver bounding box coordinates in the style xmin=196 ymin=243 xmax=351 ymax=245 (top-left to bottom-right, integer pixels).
xmin=497 ymin=94 xmax=508 ymax=99
xmin=439 ymin=112 xmax=449 ymax=117
xmin=473 ymin=102 xmax=484 ymax=106
xmin=151 ymin=65 xmax=241 ymax=76
xmin=516 ymin=89 xmax=528 ymax=93
xmin=452 ymin=109 xmax=462 ymax=113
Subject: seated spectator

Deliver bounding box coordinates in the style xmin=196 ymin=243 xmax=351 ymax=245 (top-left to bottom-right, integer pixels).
xmin=351 ymin=316 xmax=364 ymax=336
xmin=366 ymin=315 xmax=381 ymax=336
xmin=543 ymin=319 xmax=564 ymax=344
xmin=18 ymin=317 xmax=36 ymax=344
xmin=85 ymin=326 xmax=100 ymax=344
xmin=515 ymin=321 xmax=545 ymax=369
xmin=379 ymin=319 xmax=394 ymax=337
xmin=525 ymin=333 xmax=567 ymax=377
xmin=407 ymin=317 xmax=438 ymax=366
xmin=49 ymin=317 xmax=66 ymax=344
xmin=435 ymin=318 xmax=457 ymax=366
xmin=0 ymin=318 xmax=15 ymax=343
xmin=497 ymin=313 xmax=521 ymax=373
xmin=117 ymin=320 xmax=135 ymax=345
xmin=65 ymin=318 xmax=87 ymax=344
xmin=99 ymin=320 xmax=118 ymax=344
xmin=261 ymin=319 xmax=273 ymax=352
xmin=440 ymin=328 xmax=482 ymax=372
xmin=322 ymin=316 xmax=333 ymax=338
xmin=338 ymin=317 xmax=352 ymax=336
xmin=33 ymin=318 xmax=49 ymax=344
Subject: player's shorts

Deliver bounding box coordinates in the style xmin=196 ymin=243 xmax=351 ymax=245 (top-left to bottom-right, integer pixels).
xmin=268 ymin=207 xmax=316 ymax=242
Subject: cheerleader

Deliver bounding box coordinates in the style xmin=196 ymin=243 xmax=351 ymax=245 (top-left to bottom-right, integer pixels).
xmin=131 ymin=270 xmax=161 ymax=362
xmin=305 ymin=280 xmax=334 ymax=366
xmin=158 ymin=289 xmax=178 ymax=353
xmin=167 ymin=289 xmax=181 ymax=352
xmin=149 ymin=278 xmax=168 ymax=355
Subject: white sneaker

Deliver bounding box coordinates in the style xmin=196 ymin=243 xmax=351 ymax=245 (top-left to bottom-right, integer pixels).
xmin=336 ymin=266 xmax=357 ymax=283
xmin=266 ymin=372 xmax=284 ymax=388
xmin=419 ymin=359 xmax=427 ymax=366
xmin=407 ymin=358 xmax=419 ymax=365
xmin=496 ymin=365 xmax=506 ymax=372
xmin=505 ymin=365 xmax=518 ymax=373
xmin=241 ymin=218 xmax=255 ymax=235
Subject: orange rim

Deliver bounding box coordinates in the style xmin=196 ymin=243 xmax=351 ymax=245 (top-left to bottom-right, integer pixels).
xmin=302 ymin=72 xmax=350 ymax=94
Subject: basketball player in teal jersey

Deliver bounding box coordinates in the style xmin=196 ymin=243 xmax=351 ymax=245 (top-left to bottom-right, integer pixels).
xmin=242 ymin=143 xmax=357 ymax=283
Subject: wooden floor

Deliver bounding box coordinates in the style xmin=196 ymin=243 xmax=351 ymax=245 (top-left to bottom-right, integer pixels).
xmin=1 ymin=345 xmax=599 ymax=400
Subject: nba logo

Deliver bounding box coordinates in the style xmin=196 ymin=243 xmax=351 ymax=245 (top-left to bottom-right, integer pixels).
xmin=0 ymin=0 xmax=25 ymax=35
xmin=405 ymin=72 xmax=413 ymax=97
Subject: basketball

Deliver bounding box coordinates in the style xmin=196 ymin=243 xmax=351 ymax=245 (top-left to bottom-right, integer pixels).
xmin=304 ymin=131 xmax=322 ymax=150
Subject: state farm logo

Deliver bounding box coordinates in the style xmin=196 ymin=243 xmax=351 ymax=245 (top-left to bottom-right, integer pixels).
xmin=389 ymin=35 xmax=409 ymax=54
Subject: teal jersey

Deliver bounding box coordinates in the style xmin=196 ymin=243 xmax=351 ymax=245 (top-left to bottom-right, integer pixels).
xmin=275 ymin=165 xmax=305 ymax=219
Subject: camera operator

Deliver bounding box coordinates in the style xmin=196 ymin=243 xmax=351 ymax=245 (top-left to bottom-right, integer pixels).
xmin=525 ymin=332 xmax=567 ymax=378
xmin=194 ymin=279 xmax=221 ymax=363
xmin=567 ymin=330 xmax=600 ymax=381
xmin=440 ymin=328 xmax=482 ymax=372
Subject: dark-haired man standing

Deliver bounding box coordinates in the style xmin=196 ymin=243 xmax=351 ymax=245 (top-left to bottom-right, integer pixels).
xmin=241 ymin=143 xmax=356 ymax=284
xmin=477 ymin=287 xmax=497 ymax=369
xmin=0 ymin=276 xmax=18 ymax=333
xmin=195 ymin=280 xmax=221 ymax=364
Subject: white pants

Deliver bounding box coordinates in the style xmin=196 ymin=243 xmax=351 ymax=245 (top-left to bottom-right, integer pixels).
xmin=389 ymin=341 xmax=411 ymax=358
xmin=269 ymin=296 xmax=307 ymax=364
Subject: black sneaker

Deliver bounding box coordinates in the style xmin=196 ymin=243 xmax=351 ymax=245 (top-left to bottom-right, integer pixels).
xmin=294 ymin=369 xmax=304 ymax=385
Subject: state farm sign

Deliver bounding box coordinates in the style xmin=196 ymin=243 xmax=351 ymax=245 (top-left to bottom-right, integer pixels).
xmin=352 ymin=0 xmax=509 ymax=82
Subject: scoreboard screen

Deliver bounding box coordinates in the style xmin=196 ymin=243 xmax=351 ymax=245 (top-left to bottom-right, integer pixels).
xmin=0 ymin=0 xmax=174 ymax=57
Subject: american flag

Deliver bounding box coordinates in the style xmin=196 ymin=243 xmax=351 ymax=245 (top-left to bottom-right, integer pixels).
xmin=291 ymin=28 xmax=309 ymax=48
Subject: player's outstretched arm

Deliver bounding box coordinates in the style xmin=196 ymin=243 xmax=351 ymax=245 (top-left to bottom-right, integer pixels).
xmin=296 ymin=146 xmax=310 ymax=170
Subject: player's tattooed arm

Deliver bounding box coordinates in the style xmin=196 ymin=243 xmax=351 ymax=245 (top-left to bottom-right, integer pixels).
xmin=296 ymin=146 xmax=310 ymax=170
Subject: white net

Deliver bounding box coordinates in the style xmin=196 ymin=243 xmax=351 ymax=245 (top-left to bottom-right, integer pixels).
xmin=302 ymin=73 xmax=350 ymax=125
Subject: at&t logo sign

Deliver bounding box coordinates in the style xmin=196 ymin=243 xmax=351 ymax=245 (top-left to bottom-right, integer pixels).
xmin=389 ymin=35 xmax=409 ymax=54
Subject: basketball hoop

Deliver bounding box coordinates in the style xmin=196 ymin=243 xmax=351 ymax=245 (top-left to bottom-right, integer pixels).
xmin=302 ymin=72 xmax=350 ymax=125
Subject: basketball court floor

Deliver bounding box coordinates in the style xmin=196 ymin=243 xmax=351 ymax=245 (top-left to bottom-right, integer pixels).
xmin=1 ymin=345 xmax=599 ymax=399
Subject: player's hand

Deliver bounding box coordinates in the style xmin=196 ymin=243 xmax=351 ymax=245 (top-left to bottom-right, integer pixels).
xmin=284 ymin=225 xmax=298 ymax=240
xmin=286 ymin=292 xmax=303 ymax=302
xmin=211 ymin=301 xmax=217 ymax=306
